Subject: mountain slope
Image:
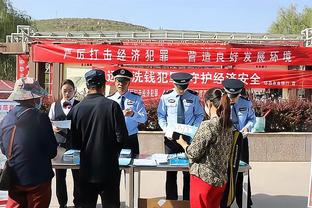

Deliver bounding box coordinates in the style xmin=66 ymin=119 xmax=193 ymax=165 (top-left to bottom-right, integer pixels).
xmin=32 ymin=18 xmax=150 ymax=32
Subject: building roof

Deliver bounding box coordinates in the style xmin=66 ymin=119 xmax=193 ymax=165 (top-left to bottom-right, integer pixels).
xmin=0 ymin=80 xmax=14 ymax=93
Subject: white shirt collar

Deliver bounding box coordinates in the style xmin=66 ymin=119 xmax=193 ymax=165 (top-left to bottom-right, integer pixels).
xmin=61 ymin=98 xmax=75 ymax=106
xmin=116 ymin=91 xmax=128 ymax=99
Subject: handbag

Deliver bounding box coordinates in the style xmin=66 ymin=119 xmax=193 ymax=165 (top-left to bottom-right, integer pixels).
xmin=220 ymin=130 xmax=243 ymax=208
xmin=0 ymin=125 xmax=16 ymax=190
xmin=0 ymin=108 xmax=32 ymax=190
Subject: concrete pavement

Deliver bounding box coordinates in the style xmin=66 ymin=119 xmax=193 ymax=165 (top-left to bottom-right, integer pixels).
xmin=49 ymin=162 xmax=310 ymax=208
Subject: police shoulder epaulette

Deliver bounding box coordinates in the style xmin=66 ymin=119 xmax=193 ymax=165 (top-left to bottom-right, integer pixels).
xmin=187 ymin=89 xmax=198 ymax=95
xmin=163 ymin=89 xmax=173 ymax=95
xmin=240 ymin=96 xmax=250 ymax=101
xmin=130 ymin=91 xmax=141 ymax=96
xmin=106 ymin=92 xmax=116 ymax=97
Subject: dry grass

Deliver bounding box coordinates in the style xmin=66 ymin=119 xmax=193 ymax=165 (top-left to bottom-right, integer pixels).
xmin=32 ymin=18 xmax=150 ymax=32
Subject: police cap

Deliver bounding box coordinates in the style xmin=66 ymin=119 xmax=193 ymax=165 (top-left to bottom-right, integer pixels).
xmin=113 ymin=68 xmax=133 ymax=82
xmin=85 ymin=69 xmax=106 ymax=87
xmin=222 ymin=79 xmax=244 ymax=98
xmin=170 ymin=72 xmax=193 ymax=85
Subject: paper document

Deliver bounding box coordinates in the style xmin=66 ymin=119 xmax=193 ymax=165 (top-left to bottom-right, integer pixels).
xmin=151 ymin=154 xmax=168 ymax=164
xmin=52 ymin=120 xmax=71 ymax=129
xmin=175 ymin=124 xmax=198 ymax=138
xmin=0 ymin=153 xmax=7 ymax=169
xmin=133 ymin=159 xmax=157 ymax=166
xmin=63 ymin=149 xmax=80 ymax=155
xmin=165 ymin=129 xmax=174 ymax=139
xmin=168 ymin=153 xmax=187 ymax=160
xmin=165 ymin=124 xmax=198 ymax=141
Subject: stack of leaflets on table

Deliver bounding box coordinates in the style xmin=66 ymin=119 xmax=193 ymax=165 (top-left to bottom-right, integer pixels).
xmin=133 ymin=159 xmax=157 ymax=166
xmin=119 ymin=149 xmax=132 ymax=166
xmin=119 ymin=158 xmax=132 ymax=166
xmin=63 ymin=149 xmax=80 ymax=164
xmin=151 ymin=154 xmax=168 ymax=165
xmin=168 ymin=153 xmax=189 ymax=166
xmin=119 ymin=149 xmax=132 ymax=158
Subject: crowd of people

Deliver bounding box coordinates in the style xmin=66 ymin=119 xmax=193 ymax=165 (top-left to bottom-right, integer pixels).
xmin=0 ymin=68 xmax=256 ymax=208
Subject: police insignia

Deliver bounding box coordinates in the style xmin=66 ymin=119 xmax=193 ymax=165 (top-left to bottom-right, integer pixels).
xmin=168 ymin=99 xmax=175 ymax=103
xmin=127 ymin=100 xmax=135 ymax=105
xmin=186 ymin=100 xmax=193 ymax=103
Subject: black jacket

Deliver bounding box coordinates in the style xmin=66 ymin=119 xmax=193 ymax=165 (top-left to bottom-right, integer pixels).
xmin=0 ymin=106 xmax=58 ymax=186
xmin=69 ymin=93 xmax=127 ymax=184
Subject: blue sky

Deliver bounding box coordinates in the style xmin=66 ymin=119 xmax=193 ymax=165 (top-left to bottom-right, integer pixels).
xmin=10 ymin=0 xmax=312 ymax=33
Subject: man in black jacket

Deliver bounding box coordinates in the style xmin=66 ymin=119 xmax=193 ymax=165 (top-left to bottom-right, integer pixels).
xmin=69 ymin=69 xmax=128 ymax=208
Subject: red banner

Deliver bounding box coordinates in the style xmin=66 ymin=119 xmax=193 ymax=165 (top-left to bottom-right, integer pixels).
xmin=16 ymin=55 xmax=29 ymax=79
xmin=32 ymin=43 xmax=312 ymax=66
xmin=101 ymin=67 xmax=312 ymax=100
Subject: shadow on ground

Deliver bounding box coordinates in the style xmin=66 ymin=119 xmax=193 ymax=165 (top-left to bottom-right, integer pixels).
xmin=67 ymin=202 xmax=127 ymax=208
xmin=251 ymin=194 xmax=308 ymax=208
xmin=67 ymin=195 xmax=307 ymax=208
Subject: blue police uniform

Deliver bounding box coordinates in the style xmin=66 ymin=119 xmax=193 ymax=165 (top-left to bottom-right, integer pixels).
xmin=222 ymin=79 xmax=255 ymax=208
xmin=231 ymin=96 xmax=256 ymax=133
xmin=157 ymin=89 xmax=204 ymax=132
xmin=157 ymin=72 xmax=205 ymax=200
xmin=108 ymin=91 xmax=147 ymax=136
xmin=108 ymin=68 xmax=147 ymax=156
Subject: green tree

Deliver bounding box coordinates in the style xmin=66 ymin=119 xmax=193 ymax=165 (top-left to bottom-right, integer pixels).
xmin=269 ymin=4 xmax=312 ymax=34
xmin=0 ymin=0 xmax=31 ymax=80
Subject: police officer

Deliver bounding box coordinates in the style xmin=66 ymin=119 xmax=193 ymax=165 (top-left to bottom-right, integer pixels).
xmin=108 ymin=68 xmax=147 ymax=156
xmin=157 ymin=72 xmax=205 ymax=200
xmin=222 ymin=79 xmax=256 ymax=208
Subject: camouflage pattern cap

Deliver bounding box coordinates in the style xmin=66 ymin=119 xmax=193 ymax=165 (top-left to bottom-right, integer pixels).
xmin=8 ymin=77 xmax=47 ymax=101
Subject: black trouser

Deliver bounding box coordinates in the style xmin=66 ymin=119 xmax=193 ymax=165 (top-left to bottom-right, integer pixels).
xmin=79 ymin=172 xmax=121 ymax=208
xmin=235 ymin=137 xmax=252 ymax=208
xmin=164 ymin=137 xmax=190 ymax=200
xmin=123 ymin=133 xmax=139 ymax=157
xmin=55 ymin=169 xmax=81 ymax=207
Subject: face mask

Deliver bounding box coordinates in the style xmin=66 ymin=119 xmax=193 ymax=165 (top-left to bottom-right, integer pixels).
xmin=35 ymin=98 xmax=43 ymax=109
